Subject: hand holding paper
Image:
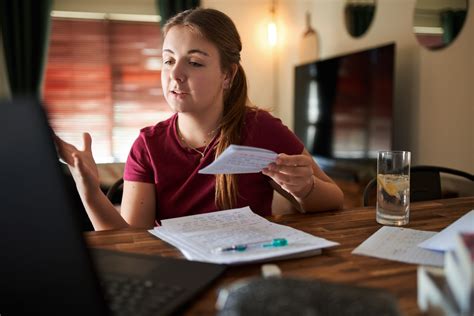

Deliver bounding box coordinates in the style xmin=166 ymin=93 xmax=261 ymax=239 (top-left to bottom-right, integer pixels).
xmin=199 ymin=145 xmax=277 ymax=174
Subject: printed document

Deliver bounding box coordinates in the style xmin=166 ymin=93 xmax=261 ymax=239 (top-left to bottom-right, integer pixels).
xmin=149 ymin=206 xmax=339 ymax=264
xmin=198 ymin=145 xmax=277 ymax=174
xmin=352 ymin=226 xmax=444 ymax=267
xmin=418 ymin=210 xmax=474 ymax=252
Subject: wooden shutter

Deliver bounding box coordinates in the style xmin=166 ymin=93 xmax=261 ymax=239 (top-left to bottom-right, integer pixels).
xmin=43 ymin=17 xmax=171 ymax=162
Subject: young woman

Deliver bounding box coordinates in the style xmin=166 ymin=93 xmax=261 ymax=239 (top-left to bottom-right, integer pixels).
xmin=56 ymin=8 xmax=344 ymax=231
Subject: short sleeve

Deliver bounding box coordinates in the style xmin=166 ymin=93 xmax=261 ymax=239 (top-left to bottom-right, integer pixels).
xmin=123 ymin=133 xmax=155 ymax=183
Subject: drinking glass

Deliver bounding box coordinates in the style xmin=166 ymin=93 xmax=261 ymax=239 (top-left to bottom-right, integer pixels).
xmin=376 ymin=151 xmax=411 ymax=226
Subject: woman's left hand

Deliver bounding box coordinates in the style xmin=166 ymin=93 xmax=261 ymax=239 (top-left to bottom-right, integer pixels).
xmin=262 ymin=153 xmax=315 ymax=200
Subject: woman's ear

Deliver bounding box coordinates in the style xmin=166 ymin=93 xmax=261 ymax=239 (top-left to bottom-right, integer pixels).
xmin=223 ymin=78 xmax=231 ymax=89
xmin=224 ymin=64 xmax=238 ymax=89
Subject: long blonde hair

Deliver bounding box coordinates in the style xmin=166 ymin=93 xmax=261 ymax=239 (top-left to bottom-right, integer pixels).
xmin=163 ymin=8 xmax=252 ymax=209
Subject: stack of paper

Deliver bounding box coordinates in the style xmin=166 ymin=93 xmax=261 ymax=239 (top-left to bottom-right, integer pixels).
xmin=149 ymin=207 xmax=338 ymax=264
xmin=444 ymin=232 xmax=474 ymax=314
xmin=414 ymin=210 xmax=474 ymax=315
xmin=417 ymin=265 xmax=461 ymax=315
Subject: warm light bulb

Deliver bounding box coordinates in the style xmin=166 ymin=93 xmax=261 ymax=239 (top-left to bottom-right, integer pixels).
xmin=267 ymin=21 xmax=277 ymax=46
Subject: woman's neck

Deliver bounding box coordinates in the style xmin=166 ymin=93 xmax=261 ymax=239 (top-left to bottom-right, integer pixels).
xmin=177 ymin=112 xmax=222 ymax=149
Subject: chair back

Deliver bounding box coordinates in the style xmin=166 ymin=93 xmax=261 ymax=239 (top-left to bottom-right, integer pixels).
xmin=106 ymin=177 xmax=124 ymax=205
xmin=410 ymin=167 xmax=442 ymax=202
xmin=362 ymin=165 xmax=474 ymax=207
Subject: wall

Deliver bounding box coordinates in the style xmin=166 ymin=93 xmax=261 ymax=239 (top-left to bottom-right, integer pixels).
xmin=4 ymin=0 xmax=470 ymax=172
xmin=418 ymin=3 xmax=473 ymax=173
xmin=202 ymin=0 xmax=277 ymax=110
xmin=204 ymin=0 xmax=473 ymax=174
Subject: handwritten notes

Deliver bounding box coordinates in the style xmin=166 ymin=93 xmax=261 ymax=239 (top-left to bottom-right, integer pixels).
xmin=149 ymin=207 xmax=339 ymax=264
xmin=352 ymin=226 xmax=444 ymax=267
xmin=198 ymin=145 xmax=277 ymax=174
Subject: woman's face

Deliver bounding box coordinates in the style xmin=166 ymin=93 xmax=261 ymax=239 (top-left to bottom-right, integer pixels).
xmin=161 ymin=25 xmax=228 ymax=117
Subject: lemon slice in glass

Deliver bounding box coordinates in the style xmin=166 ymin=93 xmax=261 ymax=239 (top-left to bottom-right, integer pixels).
xmin=377 ymin=174 xmax=399 ymax=197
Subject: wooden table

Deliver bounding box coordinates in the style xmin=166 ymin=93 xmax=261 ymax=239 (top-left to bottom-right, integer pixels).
xmin=85 ymin=197 xmax=474 ymax=315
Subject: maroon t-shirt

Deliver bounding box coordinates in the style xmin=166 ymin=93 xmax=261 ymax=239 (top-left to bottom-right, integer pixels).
xmin=124 ymin=110 xmax=304 ymax=220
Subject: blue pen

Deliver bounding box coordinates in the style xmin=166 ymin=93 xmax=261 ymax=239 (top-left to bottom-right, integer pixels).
xmin=215 ymin=238 xmax=288 ymax=253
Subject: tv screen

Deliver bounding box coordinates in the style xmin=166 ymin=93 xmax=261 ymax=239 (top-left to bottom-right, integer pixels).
xmin=294 ymin=43 xmax=395 ymax=161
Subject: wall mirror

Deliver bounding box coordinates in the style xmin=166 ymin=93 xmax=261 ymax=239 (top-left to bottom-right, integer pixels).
xmin=413 ymin=0 xmax=468 ymax=50
xmin=344 ymin=0 xmax=377 ymax=38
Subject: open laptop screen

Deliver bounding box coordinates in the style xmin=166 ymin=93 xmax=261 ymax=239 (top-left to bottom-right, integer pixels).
xmin=0 ymin=98 xmax=108 ymax=315
xmin=0 ymin=98 xmax=226 ymax=315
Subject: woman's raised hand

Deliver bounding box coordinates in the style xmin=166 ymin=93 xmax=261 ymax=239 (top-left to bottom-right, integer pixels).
xmin=54 ymin=133 xmax=101 ymax=199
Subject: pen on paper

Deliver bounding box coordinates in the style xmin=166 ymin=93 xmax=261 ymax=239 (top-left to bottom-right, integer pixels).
xmin=214 ymin=238 xmax=288 ymax=253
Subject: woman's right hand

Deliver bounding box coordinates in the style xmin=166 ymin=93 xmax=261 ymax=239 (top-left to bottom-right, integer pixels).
xmin=54 ymin=133 xmax=101 ymax=200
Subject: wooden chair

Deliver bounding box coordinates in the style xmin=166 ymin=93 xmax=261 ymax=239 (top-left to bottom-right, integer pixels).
xmin=106 ymin=177 xmax=124 ymax=206
xmin=362 ymin=165 xmax=474 ymax=207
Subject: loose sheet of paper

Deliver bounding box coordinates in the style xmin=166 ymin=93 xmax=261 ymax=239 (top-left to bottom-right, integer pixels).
xmin=198 ymin=145 xmax=277 ymax=174
xmin=149 ymin=206 xmax=339 ymax=264
xmin=418 ymin=210 xmax=474 ymax=252
xmin=352 ymin=226 xmax=444 ymax=267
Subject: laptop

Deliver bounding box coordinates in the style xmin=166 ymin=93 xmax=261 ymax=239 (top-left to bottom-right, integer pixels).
xmin=0 ymin=98 xmax=226 ymax=316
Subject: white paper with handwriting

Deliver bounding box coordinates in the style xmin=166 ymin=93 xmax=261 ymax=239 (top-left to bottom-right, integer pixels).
xmin=149 ymin=206 xmax=338 ymax=264
xmin=352 ymin=226 xmax=444 ymax=267
xmin=198 ymin=145 xmax=277 ymax=174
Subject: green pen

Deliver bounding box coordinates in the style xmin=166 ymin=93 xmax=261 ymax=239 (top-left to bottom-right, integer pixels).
xmin=215 ymin=238 xmax=288 ymax=253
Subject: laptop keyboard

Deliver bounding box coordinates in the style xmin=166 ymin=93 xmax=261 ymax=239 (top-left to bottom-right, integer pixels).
xmin=102 ymin=275 xmax=186 ymax=316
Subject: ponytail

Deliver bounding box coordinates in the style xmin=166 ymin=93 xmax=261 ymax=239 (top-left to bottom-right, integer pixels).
xmin=215 ymin=64 xmax=252 ymax=209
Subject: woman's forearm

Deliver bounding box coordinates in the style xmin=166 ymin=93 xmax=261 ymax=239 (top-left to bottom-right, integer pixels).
xmin=297 ymin=176 xmax=344 ymax=212
xmin=79 ymin=187 xmax=130 ymax=231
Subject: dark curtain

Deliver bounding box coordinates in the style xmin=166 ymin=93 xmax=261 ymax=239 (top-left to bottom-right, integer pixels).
xmin=441 ymin=9 xmax=467 ymax=45
xmin=0 ymin=0 xmax=52 ymax=98
xmin=157 ymin=0 xmax=200 ymax=28
xmin=346 ymin=4 xmax=375 ymax=37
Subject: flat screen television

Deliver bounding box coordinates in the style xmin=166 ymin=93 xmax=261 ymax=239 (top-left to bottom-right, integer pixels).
xmin=294 ymin=43 xmax=395 ymax=162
